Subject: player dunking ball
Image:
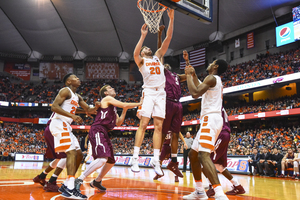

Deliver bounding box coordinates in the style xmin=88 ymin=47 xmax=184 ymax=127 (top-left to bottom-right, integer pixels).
xmin=50 ymin=73 xmax=100 ymax=199
xmin=183 ymin=60 xmax=229 ymax=200
xmin=75 ymin=85 xmax=143 ymax=192
xmin=206 ymin=108 xmax=245 ymax=197
xmin=131 ymin=9 xmax=174 ymax=175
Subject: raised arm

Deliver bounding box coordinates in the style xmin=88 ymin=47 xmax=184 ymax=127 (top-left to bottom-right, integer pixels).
xmin=185 ymin=66 xmax=216 ymax=99
xmin=104 ymin=96 xmax=143 ymax=110
xmin=156 ymin=9 xmax=174 ymax=59
xmin=134 ymin=24 xmax=148 ymax=68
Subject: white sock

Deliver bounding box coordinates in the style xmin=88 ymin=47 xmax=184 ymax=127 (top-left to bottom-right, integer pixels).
xmin=297 ymin=172 xmax=299 ymax=175
xmin=282 ymin=170 xmax=285 ymax=175
xmin=64 ymin=178 xmax=69 ymax=186
xmin=43 ymin=170 xmax=48 ymax=174
xmin=133 ymin=146 xmax=140 ymax=158
xmin=171 ymin=154 xmax=177 ymax=157
xmin=195 ymin=180 xmax=204 ymax=191
xmin=68 ymin=177 xmax=75 ymax=190
xmin=153 ymin=149 xmax=160 ymax=161
xmin=214 ymin=185 xmax=225 ymax=196
xmin=230 ymin=178 xmax=239 ymax=186
xmin=79 ymin=158 xmax=107 ymax=180
xmin=51 ymin=174 xmax=58 ymax=178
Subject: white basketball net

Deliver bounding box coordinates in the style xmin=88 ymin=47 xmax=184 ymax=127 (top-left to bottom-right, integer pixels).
xmin=137 ymin=0 xmax=167 ymax=34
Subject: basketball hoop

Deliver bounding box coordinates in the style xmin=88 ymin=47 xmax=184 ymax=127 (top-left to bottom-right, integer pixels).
xmin=137 ymin=0 xmax=167 ymax=34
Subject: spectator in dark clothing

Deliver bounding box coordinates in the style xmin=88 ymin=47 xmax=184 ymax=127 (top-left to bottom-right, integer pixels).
xmin=258 ymin=147 xmax=272 ymax=176
xmin=267 ymin=148 xmax=283 ymax=177
xmin=248 ymin=148 xmax=260 ymax=175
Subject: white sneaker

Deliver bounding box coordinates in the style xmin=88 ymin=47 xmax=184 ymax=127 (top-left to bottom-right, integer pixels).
xmin=150 ymin=159 xmax=163 ymax=176
xmin=131 ymin=157 xmax=140 ymax=173
xmin=183 ymin=190 xmax=208 ymax=200
xmin=215 ymin=194 xmax=229 ymax=200
xmin=81 ymin=163 xmax=86 ymax=171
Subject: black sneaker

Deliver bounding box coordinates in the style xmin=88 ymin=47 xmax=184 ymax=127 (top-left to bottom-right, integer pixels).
xmin=90 ymin=180 xmax=106 ymax=191
xmin=75 ymin=178 xmax=83 ymax=192
xmin=58 ymin=184 xmax=67 ymax=193
xmin=61 ymin=188 xmax=87 ymax=199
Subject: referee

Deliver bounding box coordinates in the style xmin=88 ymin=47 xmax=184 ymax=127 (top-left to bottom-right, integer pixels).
xmin=182 ymin=132 xmax=193 ymax=172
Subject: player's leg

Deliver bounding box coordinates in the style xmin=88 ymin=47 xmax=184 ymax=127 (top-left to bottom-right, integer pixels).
xmin=33 ymin=159 xmax=59 ymax=186
xmin=90 ymin=136 xmax=116 ymax=191
xmin=131 ymin=116 xmax=150 ymax=173
xmin=183 ymin=148 xmax=208 ymax=199
xmin=167 ymin=132 xmax=183 ymax=178
xmin=76 ymin=127 xmax=110 ymax=190
xmin=44 ymin=158 xmax=66 ymax=192
xmin=292 ymin=161 xmax=298 ymax=179
xmin=216 ymin=164 xmax=245 ymax=195
xmin=150 ymin=116 xmax=164 ymax=175
xmin=198 ymin=114 xmax=228 ymax=199
xmin=278 ymin=160 xmax=286 ymax=177
xmin=82 ymin=142 xmax=92 ymax=170
xmin=183 ymin=130 xmax=208 ymax=199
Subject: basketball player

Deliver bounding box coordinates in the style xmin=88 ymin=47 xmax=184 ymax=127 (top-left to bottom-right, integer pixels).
xmin=293 ymin=146 xmax=300 ymax=179
xmin=278 ymin=148 xmax=297 ymax=178
xmin=153 ymin=131 xmax=187 ymax=182
xmin=75 ymin=85 xmax=143 ymax=192
xmin=206 ymin=108 xmax=245 ymax=197
xmin=131 ymin=8 xmax=174 ymax=176
xmin=50 ymin=73 xmax=100 ymax=199
xmin=183 ymin=60 xmax=229 ymax=200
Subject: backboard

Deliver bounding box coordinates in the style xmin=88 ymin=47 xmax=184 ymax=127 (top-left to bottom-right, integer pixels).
xmin=155 ymin=0 xmax=213 ymax=24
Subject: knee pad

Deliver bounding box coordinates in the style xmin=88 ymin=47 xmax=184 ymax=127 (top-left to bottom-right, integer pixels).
xmin=49 ymin=159 xmax=60 ymax=169
xmin=57 ymin=158 xmax=67 ymax=169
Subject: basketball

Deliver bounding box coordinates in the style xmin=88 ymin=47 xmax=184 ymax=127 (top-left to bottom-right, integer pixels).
xmin=171 ymin=0 xmax=181 ymax=2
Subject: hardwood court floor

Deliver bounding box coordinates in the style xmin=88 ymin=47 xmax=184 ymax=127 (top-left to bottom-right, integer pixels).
xmin=0 ymin=161 xmax=299 ymax=200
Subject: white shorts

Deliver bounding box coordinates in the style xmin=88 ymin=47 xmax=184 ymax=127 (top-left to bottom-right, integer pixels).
xmin=49 ymin=118 xmax=80 ymax=153
xmin=191 ymin=113 xmax=223 ymax=153
xmin=140 ymin=88 xmax=166 ymax=119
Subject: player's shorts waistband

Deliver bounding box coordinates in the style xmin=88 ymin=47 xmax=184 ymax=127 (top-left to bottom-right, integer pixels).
xmin=167 ymin=97 xmax=179 ymax=102
xmin=143 ymin=86 xmax=165 ymax=91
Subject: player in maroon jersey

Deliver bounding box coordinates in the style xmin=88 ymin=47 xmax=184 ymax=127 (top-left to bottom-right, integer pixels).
xmin=205 ymin=108 xmax=245 ymax=197
xmin=75 ymin=84 xmax=143 ymax=191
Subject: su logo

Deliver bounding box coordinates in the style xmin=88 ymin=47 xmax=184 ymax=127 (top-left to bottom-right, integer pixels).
xmin=144 ymin=158 xmax=151 ymax=166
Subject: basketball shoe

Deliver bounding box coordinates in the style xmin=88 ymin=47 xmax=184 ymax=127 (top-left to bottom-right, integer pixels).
xmin=153 ymin=174 xmax=164 ymax=180
xmin=33 ymin=175 xmax=46 ymax=186
xmin=75 ymin=178 xmax=83 ymax=192
xmin=131 ymin=157 xmax=140 ymax=173
xmin=61 ymin=188 xmax=87 ymax=199
xmin=206 ymin=185 xmax=215 ymax=197
xmin=43 ymin=181 xmax=59 ymax=192
xmin=225 ymin=185 xmax=245 ymax=195
xmin=183 ymin=190 xmax=208 ymax=199
xmin=58 ymin=184 xmax=67 ymax=193
xmin=167 ymin=161 xmax=183 ymax=178
xmin=90 ymin=180 xmax=106 ymax=191
xmin=150 ymin=159 xmax=163 ymax=176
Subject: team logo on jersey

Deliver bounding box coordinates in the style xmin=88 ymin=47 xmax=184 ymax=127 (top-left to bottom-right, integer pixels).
xmin=279 ymin=27 xmax=291 ymax=38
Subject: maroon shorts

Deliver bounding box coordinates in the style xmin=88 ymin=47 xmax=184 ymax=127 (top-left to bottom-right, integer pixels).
xmin=44 ymin=125 xmax=67 ymax=159
xmin=210 ymin=130 xmax=230 ymax=167
xmin=160 ymin=144 xmax=171 ymax=161
xmin=162 ymin=100 xmax=183 ymax=135
xmin=89 ymin=125 xmax=115 ymax=164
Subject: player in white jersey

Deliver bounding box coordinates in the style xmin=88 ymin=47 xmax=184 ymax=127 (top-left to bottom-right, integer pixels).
xmin=131 ymin=9 xmax=174 ymax=176
xmin=183 ymin=60 xmax=229 ymax=200
xmin=50 ymin=73 xmax=100 ymax=199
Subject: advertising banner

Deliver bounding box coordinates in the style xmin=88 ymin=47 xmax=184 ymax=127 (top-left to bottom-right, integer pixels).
xmin=85 ymin=63 xmax=119 ymax=79
xmin=4 ymin=63 xmax=31 ymax=80
xmin=15 ymin=153 xmax=44 ymax=161
xmin=39 ymin=63 xmax=73 ymax=80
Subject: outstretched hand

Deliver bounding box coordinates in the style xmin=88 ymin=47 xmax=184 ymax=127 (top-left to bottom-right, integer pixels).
xmin=167 ymin=8 xmax=174 ymax=20
xmin=183 ymin=50 xmax=189 ymax=62
xmin=141 ymin=23 xmax=148 ymax=36
xmin=185 ymin=65 xmax=195 ymax=76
